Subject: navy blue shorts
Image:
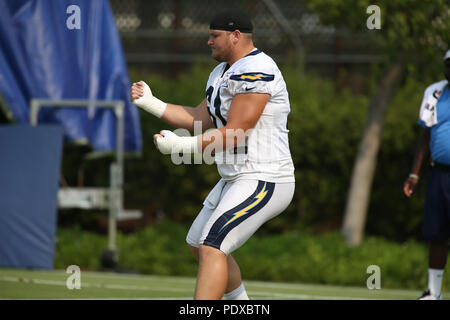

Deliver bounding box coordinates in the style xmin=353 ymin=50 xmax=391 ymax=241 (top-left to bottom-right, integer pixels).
xmin=423 ymin=167 xmax=450 ymax=241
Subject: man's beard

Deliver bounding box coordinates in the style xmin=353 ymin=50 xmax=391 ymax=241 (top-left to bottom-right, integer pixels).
xmin=212 ymin=50 xmax=227 ymax=63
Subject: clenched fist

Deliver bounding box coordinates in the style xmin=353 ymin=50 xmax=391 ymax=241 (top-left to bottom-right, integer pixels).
xmin=130 ymin=80 xmax=167 ymax=118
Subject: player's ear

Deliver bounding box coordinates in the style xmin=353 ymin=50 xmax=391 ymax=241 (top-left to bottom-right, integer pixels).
xmin=231 ymin=30 xmax=241 ymax=44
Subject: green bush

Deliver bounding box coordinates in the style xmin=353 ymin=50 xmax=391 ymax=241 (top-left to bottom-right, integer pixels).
xmin=282 ymin=65 xmax=368 ymax=231
xmin=368 ymin=78 xmax=428 ymax=240
xmin=54 ymin=222 xmax=449 ymax=291
xmin=54 ymin=226 xmax=106 ymax=270
xmin=117 ymin=222 xmax=197 ymax=276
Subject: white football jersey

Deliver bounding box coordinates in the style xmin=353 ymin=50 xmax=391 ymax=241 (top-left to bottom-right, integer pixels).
xmin=205 ymin=48 xmax=295 ymax=183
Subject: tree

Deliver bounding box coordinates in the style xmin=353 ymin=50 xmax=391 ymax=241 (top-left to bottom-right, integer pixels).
xmin=306 ymin=0 xmax=450 ymax=245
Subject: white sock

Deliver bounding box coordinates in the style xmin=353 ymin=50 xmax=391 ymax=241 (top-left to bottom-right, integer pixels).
xmin=224 ymin=283 xmax=249 ymax=300
xmin=428 ymin=268 xmax=444 ymax=297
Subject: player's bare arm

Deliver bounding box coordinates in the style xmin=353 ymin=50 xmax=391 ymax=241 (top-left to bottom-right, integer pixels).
xmin=160 ymin=98 xmax=213 ymax=132
xmin=130 ymin=81 xmax=213 ymax=131
xmin=200 ymin=92 xmax=270 ymax=151
xmin=153 ymin=92 xmax=270 ymax=155
xmin=403 ymin=128 xmax=430 ymax=197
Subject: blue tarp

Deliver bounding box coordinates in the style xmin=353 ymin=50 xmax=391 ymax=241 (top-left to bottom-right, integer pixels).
xmin=0 ymin=0 xmax=142 ymax=153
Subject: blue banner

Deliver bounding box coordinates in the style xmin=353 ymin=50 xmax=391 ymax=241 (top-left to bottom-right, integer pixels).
xmin=0 ymin=0 xmax=142 ymax=153
xmin=0 ymin=125 xmax=64 ymax=269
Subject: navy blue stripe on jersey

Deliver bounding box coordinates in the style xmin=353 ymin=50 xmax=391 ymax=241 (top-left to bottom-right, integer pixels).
xmin=206 ymin=105 xmax=217 ymax=128
xmin=245 ymin=49 xmax=261 ymax=57
xmin=206 ymin=84 xmax=226 ymax=128
xmin=214 ymin=88 xmax=227 ymax=127
xmin=221 ymin=63 xmax=231 ymax=77
xmin=229 ymin=72 xmax=274 ymax=82
xmin=205 ymin=86 xmax=217 ymax=127
xmin=203 ymin=181 xmax=275 ymax=251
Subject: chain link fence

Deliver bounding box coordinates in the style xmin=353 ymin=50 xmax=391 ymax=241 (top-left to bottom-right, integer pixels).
xmin=110 ymin=0 xmax=383 ymax=80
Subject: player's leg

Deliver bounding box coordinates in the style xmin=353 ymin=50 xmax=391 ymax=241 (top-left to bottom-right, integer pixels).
xmin=188 ymin=245 xmax=246 ymax=298
xmin=424 ymin=241 xmax=448 ymax=299
xmin=225 ymin=254 xmax=244 ymax=293
xmin=420 ymin=169 xmax=449 ymax=300
xmin=429 ymin=241 xmax=448 ymax=269
xmin=186 ymin=179 xmax=227 ymax=258
xmin=194 ymin=244 xmax=228 ymax=300
xmin=223 ymin=254 xmax=249 ymax=300
xmin=196 ymin=180 xmax=295 ymax=300
xmin=187 ymin=180 xmax=247 ymax=298
xmin=190 ymin=245 xmax=247 ymax=299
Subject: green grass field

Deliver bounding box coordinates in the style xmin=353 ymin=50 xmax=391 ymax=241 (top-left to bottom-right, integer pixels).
xmin=0 ymin=268 xmax=439 ymax=300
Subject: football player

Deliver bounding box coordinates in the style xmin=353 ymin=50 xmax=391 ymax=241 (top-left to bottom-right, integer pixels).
xmin=130 ymin=9 xmax=295 ymax=300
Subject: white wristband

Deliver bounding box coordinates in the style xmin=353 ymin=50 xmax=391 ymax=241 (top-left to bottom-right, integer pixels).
xmin=132 ymin=81 xmax=167 ymax=118
xmin=156 ymin=130 xmax=200 ymax=155
xmin=409 ymin=173 xmax=419 ymax=180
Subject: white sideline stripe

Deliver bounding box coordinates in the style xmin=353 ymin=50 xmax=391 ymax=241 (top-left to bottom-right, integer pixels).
xmin=14 ymin=270 xmax=421 ymax=297
xmin=248 ymin=291 xmax=369 ymax=300
xmin=247 ymin=281 xmax=420 ymax=297
xmin=3 ymin=270 xmax=196 ymax=284
xmin=0 ymin=276 xmax=193 ymax=293
xmin=0 ymin=276 xmax=371 ymax=300
xmin=79 ymin=271 xmax=196 ymax=283
xmin=65 ymin=271 xmax=421 ymax=297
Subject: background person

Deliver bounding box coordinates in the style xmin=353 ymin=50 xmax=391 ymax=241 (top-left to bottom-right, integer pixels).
xmin=403 ymin=49 xmax=450 ymax=300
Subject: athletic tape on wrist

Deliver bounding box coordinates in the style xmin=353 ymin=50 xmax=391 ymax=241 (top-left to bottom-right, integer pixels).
xmin=132 ymin=82 xmax=167 ymax=118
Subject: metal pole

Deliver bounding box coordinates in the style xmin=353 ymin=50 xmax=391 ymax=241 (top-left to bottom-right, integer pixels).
xmin=115 ymin=101 xmax=125 ymax=180
xmin=108 ymin=164 xmax=118 ymax=252
xmin=30 ymin=100 xmax=39 ymax=126
xmin=107 ymin=102 xmax=124 ymax=252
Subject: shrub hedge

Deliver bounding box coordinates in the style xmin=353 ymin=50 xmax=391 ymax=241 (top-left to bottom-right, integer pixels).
xmin=54 ymin=221 xmax=449 ymax=291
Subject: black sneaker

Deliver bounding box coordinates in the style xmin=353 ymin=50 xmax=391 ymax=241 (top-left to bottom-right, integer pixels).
xmin=418 ymin=289 xmax=442 ymax=300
